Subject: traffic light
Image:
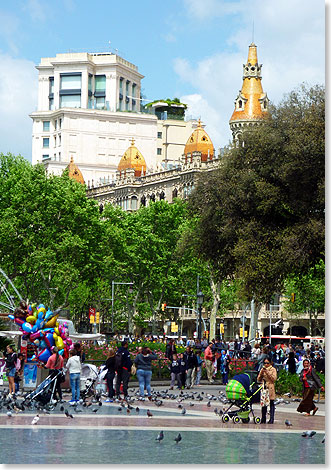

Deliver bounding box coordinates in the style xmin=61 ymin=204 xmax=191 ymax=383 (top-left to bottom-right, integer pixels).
xmin=220 ymin=323 xmax=224 ymax=334
xmin=161 ymin=303 xmax=167 ymax=311
xmin=95 ymin=311 xmax=100 ymax=324
xmin=291 ymin=293 xmax=296 ymax=303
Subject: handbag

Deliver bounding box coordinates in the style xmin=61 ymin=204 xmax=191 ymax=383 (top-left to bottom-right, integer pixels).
xmin=260 ymin=381 xmax=270 ymax=407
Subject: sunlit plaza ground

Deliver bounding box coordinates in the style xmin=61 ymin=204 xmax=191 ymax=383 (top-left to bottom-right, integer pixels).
xmin=0 ymin=383 xmax=325 ymax=465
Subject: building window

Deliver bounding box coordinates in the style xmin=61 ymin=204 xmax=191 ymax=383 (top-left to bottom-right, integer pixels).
xmin=42 ymin=154 xmax=50 ymax=160
xmin=59 ymin=118 xmax=62 ymax=129
xmin=43 ymin=138 xmax=49 ymax=148
xmin=131 ymin=196 xmax=138 ymax=211
xmin=95 ymin=96 xmax=106 ymax=109
xmin=60 ymin=73 xmax=81 ymax=90
xmin=157 ymin=132 xmax=162 ymax=139
xmin=49 ymin=77 xmax=54 ymax=94
xmin=49 ymin=98 xmax=54 ymax=110
xmin=54 ymin=120 xmax=57 ymax=130
xmin=43 ymin=121 xmax=50 ymax=132
xmin=157 ymin=148 xmax=162 ymax=155
xmin=60 ymin=94 xmax=81 ymax=108
xmin=58 ymin=152 xmax=61 ymax=161
xmin=95 ymin=75 xmax=106 ymax=92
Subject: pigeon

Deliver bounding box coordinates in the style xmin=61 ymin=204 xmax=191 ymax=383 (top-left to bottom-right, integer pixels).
xmin=302 ymin=431 xmax=316 ymax=438
xmin=155 ymin=431 xmax=164 ymax=442
xmin=65 ymin=409 xmax=74 ymax=419
xmin=98 ymin=401 xmax=102 ymax=407
xmin=126 ymin=408 xmax=131 ymax=414
xmin=92 ymin=408 xmax=99 ymax=413
xmin=207 ymin=401 xmax=211 ymax=407
xmin=60 ymin=406 xmax=65 ymax=412
xmin=135 ymin=407 xmax=140 ymax=413
xmin=181 ymin=408 xmax=186 ymax=415
xmin=31 ymin=415 xmax=40 ymax=425
xmin=322 ymin=435 xmax=325 ymax=444
xmin=285 ymin=419 xmax=293 ymax=427
xmin=174 ymin=433 xmax=182 ymax=444
xmin=147 ymin=409 xmax=153 ymax=417
xmin=284 ymin=392 xmax=291 ymax=397
xmin=43 ymin=408 xmax=50 ymax=415
xmin=214 ymin=408 xmax=218 ymax=415
xmin=6 ymin=411 xmax=12 ymax=417
xmin=178 ymin=404 xmax=183 ymax=409
xmin=118 ymin=407 xmax=123 ymax=411
xmin=189 ymin=402 xmax=194 ymax=407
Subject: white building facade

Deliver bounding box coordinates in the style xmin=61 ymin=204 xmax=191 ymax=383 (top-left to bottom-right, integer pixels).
xmin=30 ymin=52 xmax=197 ymax=185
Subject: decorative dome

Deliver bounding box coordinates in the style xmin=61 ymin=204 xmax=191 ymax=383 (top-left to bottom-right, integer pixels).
xmin=184 ymin=120 xmax=214 ymax=162
xmin=229 ymin=43 xmax=269 ymax=125
xmin=66 ymin=156 xmax=85 ymax=184
xmin=117 ymin=138 xmax=147 ymax=177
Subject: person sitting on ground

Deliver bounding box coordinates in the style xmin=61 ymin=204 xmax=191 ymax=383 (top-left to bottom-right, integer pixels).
xmin=65 ymin=349 xmax=82 ymax=404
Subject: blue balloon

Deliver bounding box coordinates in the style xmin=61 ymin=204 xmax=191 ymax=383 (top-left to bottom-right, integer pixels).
xmin=21 ymin=322 xmax=33 ymax=333
xmin=45 ymin=310 xmax=53 ymax=321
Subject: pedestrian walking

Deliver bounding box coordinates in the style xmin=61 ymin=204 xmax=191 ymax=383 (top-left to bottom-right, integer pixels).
xmin=105 ymin=348 xmax=116 ymax=402
xmin=169 ymin=353 xmax=181 ymax=389
xmin=66 ymin=349 xmax=82 ymax=404
xmin=135 ymin=347 xmax=157 ymax=399
xmin=204 ymin=342 xmax=215 ymax=383
xmin=178 ymin=353 xmax=187 ymax=389
xmin=191 ymin=350 xmax=203 ymax=386
xmin=115 ymin=341 xmax=133 ymax=400
xmin=4 ymin=345 xmax=17 ymax=396
xmin=44 ymin=346 xmax=64 ymax=402
xmin=257 ymin=358 xmax=277 ymax=424
xmin=297 ymin=359 xmax=324 ymax=416
xmin=14 ymin=353 xmax=24 ymax=395
xmin=183 ymin=346 xmax=198 ymax=389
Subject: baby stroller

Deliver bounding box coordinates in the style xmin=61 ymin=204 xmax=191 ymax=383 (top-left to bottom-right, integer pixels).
xmin=222 ymin=373 xmax=263 ymax=424
xmin=80 ymin=363 xmax=99 ymax=399
xmin=23 ymin=369 xmax=64 ymax=409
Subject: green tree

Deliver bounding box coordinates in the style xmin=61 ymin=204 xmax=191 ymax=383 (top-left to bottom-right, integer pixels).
xmin=188 ymin=84 xmax=324 ymax=339
xmin=0 ymin=153 xmax=104 ymax=310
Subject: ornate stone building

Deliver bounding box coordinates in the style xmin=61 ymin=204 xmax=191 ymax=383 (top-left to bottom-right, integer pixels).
xmin=229 ymin=42 xmax=270 ymax=142
xmin=86 ymin=120 xmax=220 ymax=210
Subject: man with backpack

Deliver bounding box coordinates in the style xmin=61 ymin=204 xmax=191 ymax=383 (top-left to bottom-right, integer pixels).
xmin=115 ymin=341 xmax=132 ymax=400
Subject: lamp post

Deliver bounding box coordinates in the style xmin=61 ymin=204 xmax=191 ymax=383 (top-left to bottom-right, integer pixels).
xmin=197 ymin=291 xmax=204 ymax=341
xmin=111 ymin=281 xmax=134 ymax=333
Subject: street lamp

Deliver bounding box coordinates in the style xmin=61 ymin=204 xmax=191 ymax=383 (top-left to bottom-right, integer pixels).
xmin=197 ymin=291 xmax=204 ymax=341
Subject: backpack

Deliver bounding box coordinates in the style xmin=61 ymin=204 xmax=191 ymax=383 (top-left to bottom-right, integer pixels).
xmin=114 ymin=351 xmax=123 ymax=371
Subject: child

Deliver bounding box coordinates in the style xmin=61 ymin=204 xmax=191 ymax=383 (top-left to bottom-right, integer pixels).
xmin=169 ymin=353 xmax=181 ymax=390
xmin=220 ymin=351 xmax=231 ymax=385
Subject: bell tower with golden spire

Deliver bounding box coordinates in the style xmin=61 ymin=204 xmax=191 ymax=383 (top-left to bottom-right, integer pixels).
xmin=229 ymin=43 xmax=269 ymax=142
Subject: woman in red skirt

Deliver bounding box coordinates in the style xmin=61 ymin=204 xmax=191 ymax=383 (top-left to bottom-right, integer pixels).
xmin=297 ymin=359 xmax=324 ymax=416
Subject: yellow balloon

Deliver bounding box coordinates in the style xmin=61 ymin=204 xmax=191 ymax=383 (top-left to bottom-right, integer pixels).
xmin=26 ymin=315 xmax=37 ymax=324
xmin=54 ymin=327 xmax=60 ymax=336
xmin=56 ymin=337 xmax=64 ymax=349
xmin=45 ymin=315 xmax=58 ymax=328
xmin=37 ymin=307 xmax=46 ymax=316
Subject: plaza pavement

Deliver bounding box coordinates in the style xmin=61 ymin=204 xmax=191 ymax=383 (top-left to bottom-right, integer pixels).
xmin=0 ymin=381 xmax=324 ymax=434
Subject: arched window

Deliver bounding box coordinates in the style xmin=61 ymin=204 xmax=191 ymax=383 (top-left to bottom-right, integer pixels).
xmin=238 ymin=99 xmax=242 ymax=109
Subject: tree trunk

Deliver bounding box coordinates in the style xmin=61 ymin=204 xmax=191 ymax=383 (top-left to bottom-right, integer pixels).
xmin=248 ymin=301 xmax=262 ymax=343
xmin=208 ymin=267 xmax=220 ymax=340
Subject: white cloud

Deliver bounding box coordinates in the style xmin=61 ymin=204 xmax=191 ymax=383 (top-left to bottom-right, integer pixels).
xmin=0 ymin=54 xmax=37 ymax=160
xmin=176 ymin=0 xmax=324 ymax=148
xmin=23 ymin=0 xmax=46 ymax=22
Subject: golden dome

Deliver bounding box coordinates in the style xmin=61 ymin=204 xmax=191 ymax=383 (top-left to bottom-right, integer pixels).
xmin=229 ymin=43 xmax=269 ymax=124
xmin=118 ymin=138 xmax=147 ymax=177
xmin=66 ymin=156 xmax=85 ymax=184
xmin=184 ymin=120 xmax=214 ymax=162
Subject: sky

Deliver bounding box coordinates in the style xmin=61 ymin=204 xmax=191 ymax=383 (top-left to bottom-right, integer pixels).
xmin=0 ymin=0 xmax=325 ymax=160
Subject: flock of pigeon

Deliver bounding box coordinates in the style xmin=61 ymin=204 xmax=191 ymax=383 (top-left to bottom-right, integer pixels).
xmin=0 ymin=387 xmax=325 ymax=445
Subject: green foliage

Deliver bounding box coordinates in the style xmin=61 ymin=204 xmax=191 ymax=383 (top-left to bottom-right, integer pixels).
xmin=188 ymin=84 xmax=325 ymax=303
xmin=145 ymin=98 xmax=187 ymax=109
xmin=275 ymin=369 xmax=302 ymax=395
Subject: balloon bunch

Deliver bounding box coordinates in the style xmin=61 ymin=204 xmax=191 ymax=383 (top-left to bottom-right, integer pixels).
xmin=8 ymin=301 xmax=73 ymax=363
